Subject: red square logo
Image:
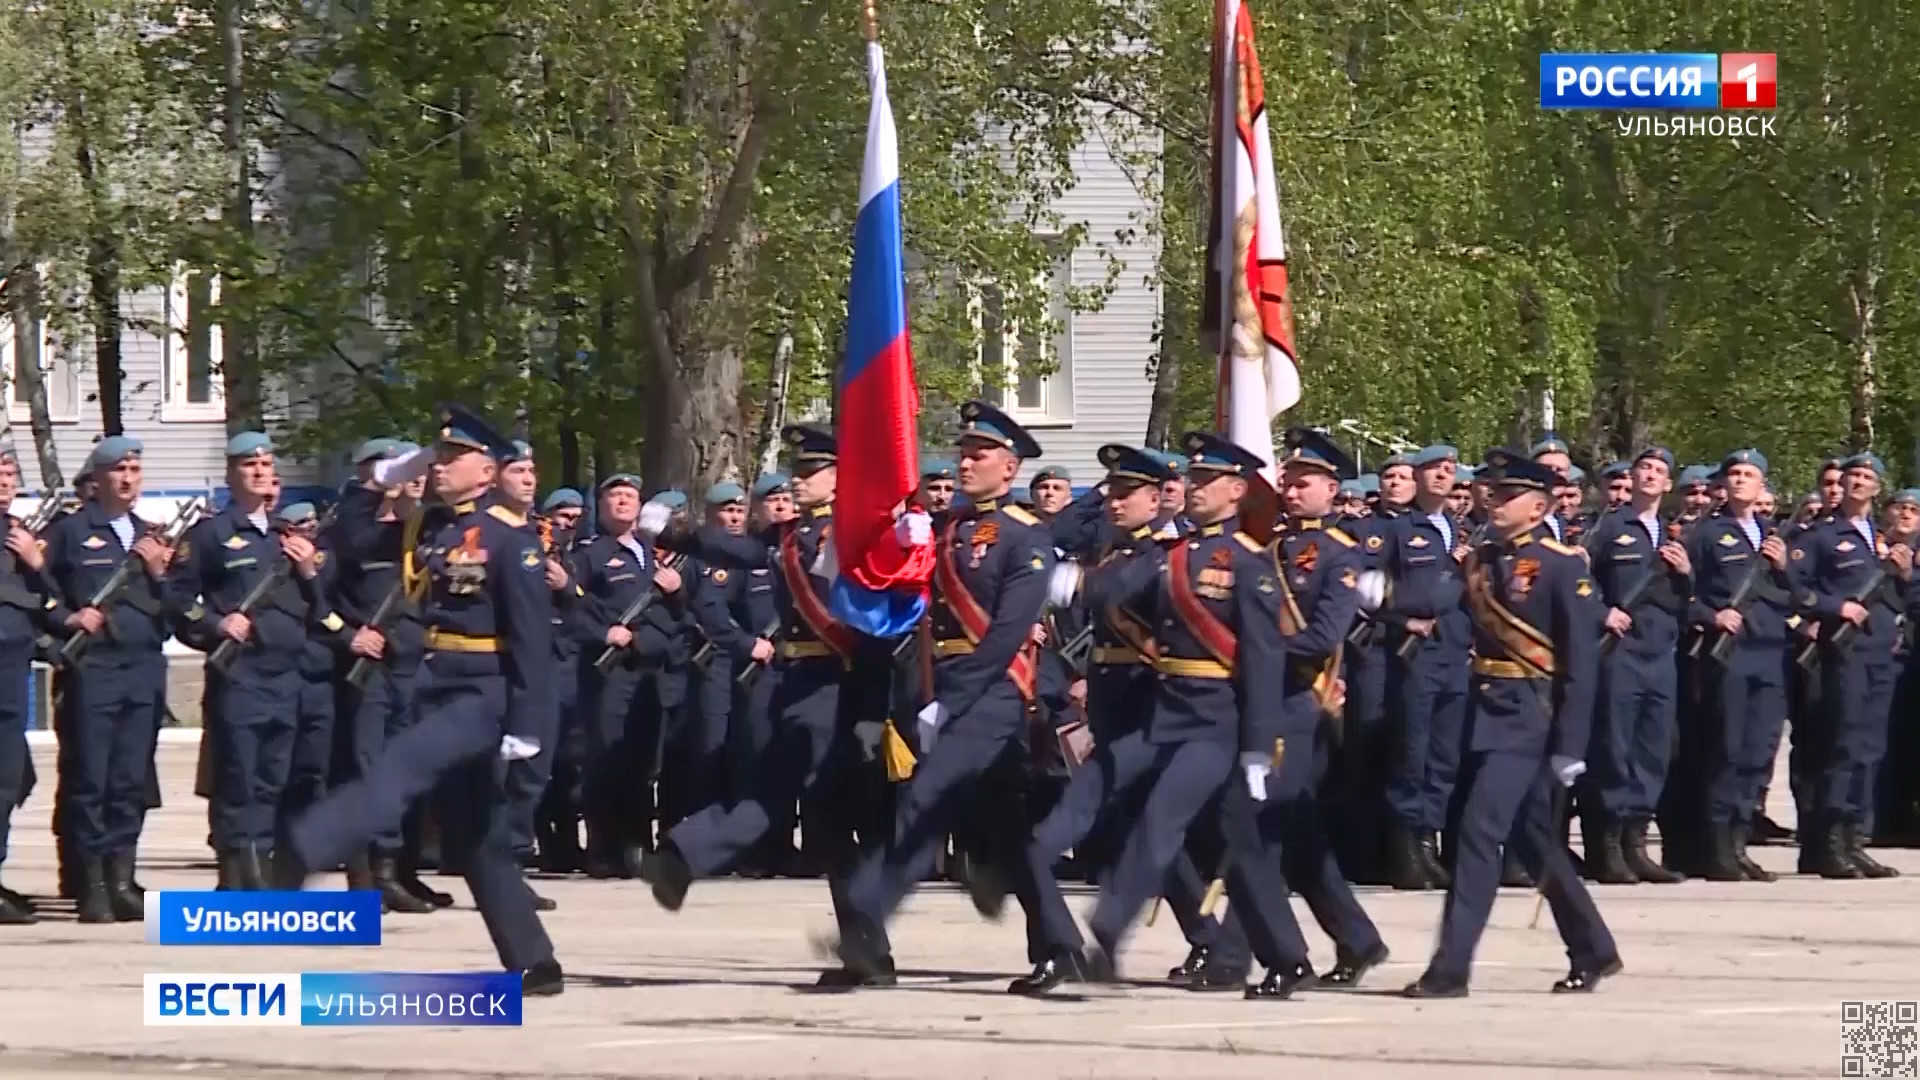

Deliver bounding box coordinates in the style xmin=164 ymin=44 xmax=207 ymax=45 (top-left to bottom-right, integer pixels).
xmin=1720 ymin=53 xmax=1777 ymax=109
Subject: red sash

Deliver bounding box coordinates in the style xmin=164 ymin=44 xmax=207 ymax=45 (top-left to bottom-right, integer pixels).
xmin=779 ymin=527 xmax=855 ymax=662
xmin=933 ymin=519 xmax=1038 ymax=702
xmin=1165 ymin=541 xmax=1237 ymax=670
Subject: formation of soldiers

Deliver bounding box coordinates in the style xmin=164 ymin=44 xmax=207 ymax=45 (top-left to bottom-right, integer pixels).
xmin=0 ymin=408 xmax=1912 ymax=1002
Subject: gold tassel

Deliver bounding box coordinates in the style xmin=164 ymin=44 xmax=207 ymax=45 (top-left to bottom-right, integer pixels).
xmin=1200 ymin=877 xmax=1227 ymax=917
xmin=882 ymin=718 xmax=917 ymax=781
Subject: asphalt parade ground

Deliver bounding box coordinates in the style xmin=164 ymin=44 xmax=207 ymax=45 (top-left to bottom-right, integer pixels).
xmin=0 ymin=739 xmax=1905 ymax=1080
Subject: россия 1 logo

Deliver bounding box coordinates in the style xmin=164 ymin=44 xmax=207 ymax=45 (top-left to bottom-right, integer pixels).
xmin=1538 ymin=52 xmax=1776 ymax=138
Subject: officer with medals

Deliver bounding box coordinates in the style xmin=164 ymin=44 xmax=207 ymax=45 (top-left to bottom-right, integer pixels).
xmin=274 ymin=406 xmax=563 ymax=995
xmin=1685 ymin=448 xmax=1792 ymax=882
xmin=1403 ymin=449 xmax=1619 ymax=999
xmin=639 ymin=425 xmax=895 ymax=987
xmin=0 ymin=451 xmax=47 ymax=924
xmin=828 ymin=401 xmax=1054 ymax=985
xmin=1040 ymin=432 xmax=1288 ymax=986
xmin=1794 ymin=451 xmax=1902 ymax=879
xmin=570 ymin=473 xmax=687 ymax=877
xmin=43 ymin=436 xmax=183 ymax=923
xmin=1009 ymin=444 xmax=1236 ymax=996
xmin=1580 ymin=446 xmax=1691 ymax=885
xmin=1374 ymin=443 xmax=1471 ymax=890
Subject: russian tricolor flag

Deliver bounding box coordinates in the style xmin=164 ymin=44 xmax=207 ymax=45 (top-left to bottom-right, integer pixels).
xmin=828 ymin=39 xmax=933 ymax=638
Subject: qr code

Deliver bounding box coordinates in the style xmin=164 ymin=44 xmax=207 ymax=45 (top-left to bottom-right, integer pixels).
xmin=1843 ymin=1002 xmax=1920 ymax=1077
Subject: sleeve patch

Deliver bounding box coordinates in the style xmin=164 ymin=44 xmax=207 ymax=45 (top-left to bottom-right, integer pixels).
xmin=1576 ymin=579 xmax=1594 ymax=599
xmin=321 ymin=612 xmax=345 ymax=632
xmin=521 ymin=547 xmax=542 ymax=569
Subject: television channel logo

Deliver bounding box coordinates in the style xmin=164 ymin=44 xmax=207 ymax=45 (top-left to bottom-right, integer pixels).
xmin=1539 ymin=53 xmax=1775 ymax=110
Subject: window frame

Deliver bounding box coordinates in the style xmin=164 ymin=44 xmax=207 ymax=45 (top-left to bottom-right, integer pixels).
xmin=162 ymin=264 xmax=227 ymax=422
xmin=971 ymin=254 xmax=1074 ymax=428
xmin=1 ymin=304 xmax=80 ymax=425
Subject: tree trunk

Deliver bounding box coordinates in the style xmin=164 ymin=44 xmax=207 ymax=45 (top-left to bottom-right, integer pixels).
xmin=755 ymin=328 xmax=792 ymax=476
xmin=218 ymin=0 xmax=261 ymax=432
xmin=1144 ymin=341 xmax=1183 ymax=452
xmin=1 ymin=267 xmax=63 ymax=488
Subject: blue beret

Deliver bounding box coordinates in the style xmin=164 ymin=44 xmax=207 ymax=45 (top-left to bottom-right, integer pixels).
xmin=1185 ymin=430 xmax=1271 ymax=479
xmin=1721 ymin=448 xmax=1768 ymax=476
xmin=782 ymin=424 xmax=837 ymax=472
xmin=919 ymin=457 xmax=955 ymax=481
xmin=1097 ymin=443 xmax=1175 ymax=486
xmin=1279 ymin=426 xmax=1355 ymax=480
xmin=957 ymin=400 xmax=1043 ymax=460
xmin=1678 ymin=465 xmax=1713 ymax=488
xmin=1565 ymin=465 xmax=1586 ymax=483
xmin=1633 ymin=445 xmax=1675 ymax=473
xmin=1529 ymin=435 xmax=1570 ymax=459
xmin=1381 ymin=452 xmax=1413 ymax=470
xmin=86 ymin=435 xmax=143 ymax=474
xmin=1480 ymin=448 xmax=1558 ymax=493
xmin=1820 ymin=457 xmax=1845 ymax=473
xmin=1411 ymin=444 xmax=1458 ymax=469
xmin=597 ymin=473 xmax=642 ymax=493
xmin=352 ymin=437 xmax=397 ymax=464
xmin=655 ymin=490 xmax=689 ymax=510
xmin=1600 ymin=461 xmax=1629 ymax=479
xmin=437 ymin=404 xmax=517 ymax=463
xmin=541 ymin=488 xmax=583 ymax=511
xmin=226 ymin=431 xmax=273 ymax=460
xmin=1338 ymin=479 xmax=1363 ymax=498
xmin=277 ymin=501 xmax=317 ymax=524
xmin=1454 ymin=464 xmax=1476 ymax=484
xmin=1842 ymin=451 xmax=1886 ymax=477
xmin=751 ymin=472 xmax=791 ymax=498
xmin=389 ymin=440 xmax=421 ymax=459
xmin=1889 ymin=488 xmax=1920 ymax=508
xmin=1356 ymin=474 xmax=1380 ymax=495
xmin=706 ymin=482 xmax=746 ymax=505
xmin=1031 ymin=465 xmax=1071 ymax=485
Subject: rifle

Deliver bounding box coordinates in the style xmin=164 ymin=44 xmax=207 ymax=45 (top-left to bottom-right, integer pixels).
xmin=592 ymin=577 xmax=661 ymax=672
xmin=1599 ymin=528 xmax=1680 ymax=656
xmin=734 ymin=615 xmax=784 ymax=687
xmin=58 ymin=496 xmax=210 ymax=666
xmin=1394 ymin=518 xmax=1481 ymax=660
xmin=1691 ymin=521 xmax=1776 ymax=663
xmin=1055 ymin=620 xmax=1094 ymax=672
xmin=16 ymin=489 xmax=72 ymax=534
xmin=206 ymin=503 xmax=343 ymax=673
xmin=1796 ymin=565 xmax=1887 ymax=670
xmin=342 ymin=574 xmax=423 ymax=689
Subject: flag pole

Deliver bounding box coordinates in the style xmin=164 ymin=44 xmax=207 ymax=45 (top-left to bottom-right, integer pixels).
xmin=863 ymin=0 xmax=877 ymax=41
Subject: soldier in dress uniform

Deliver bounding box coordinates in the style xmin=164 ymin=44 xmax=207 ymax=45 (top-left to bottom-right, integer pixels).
xmin=1876 ymin=490 xmax=1919 ymax=843
xmin=1151 ymin=451 xmax=1193 ymax=539
xmin=1029 ymin=466 xmax=1073 ymax=520
xmin=1008 ymin=445 xmax=1236 ymax=996
xmin=1794 ymin=452 xmax=1902 ymax=879
xmin=1684 ymin=449 xmax=1792 ymax=881
xmin=533 ymin=487 xmax=587 ymax=873
xmin=670 ymin=482 xmax=756 ymax=825
xmin=273 ymin=405 xmax=564 ymax=996
xmin=638 ymin=425 xmax=896 ymax=988
xmin=826 ymin=402 xmax=1054 ymax=985
xmin=1402 ymin=449 xmax=1619 ymax=999
xmin=43 ymin=436 xmax=184 ymax=923
xmin=1378 ymin=453 xmax=1415 ymax=513
xmin=0 ymin=452 xmax=48 ymax=923
xmin=1375 ymin=444 xmax=1472 ymax=890
xmin=1448 ymin=466 xmax=1476 ymax=521
xmin=1579 ymin=446 xmax=1691 ymax=885
xmin=1676 ymin=467 xmax=1713 ymax=523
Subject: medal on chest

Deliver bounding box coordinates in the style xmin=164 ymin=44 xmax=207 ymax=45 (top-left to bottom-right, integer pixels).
xmin=969 ymin=521 xmax=999 ymax=568
xmin=1508 ymin=557 xmax=1539 ymax=600
xmin=1196 ymin=547 xmax=1234 ymax=600
xmin=443 ymin=526 xmax=489 ymax=594
xmin=1290 ymin=540 xmax=1317 ymax=587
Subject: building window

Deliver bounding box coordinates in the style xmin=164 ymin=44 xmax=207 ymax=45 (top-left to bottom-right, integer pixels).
xmin=164 ymin=266 xmax=225 ymax=421
xmin=1 ymin=311 xmax=79 ymax=424
xmin=975 ymin=256 xmax=1073 ymax=426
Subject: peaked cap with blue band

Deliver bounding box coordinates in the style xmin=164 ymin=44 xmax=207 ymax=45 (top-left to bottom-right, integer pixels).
xmin=1480 ymin=447 xmax=1560 ymax=493
xmin=1184 ymin=430 xmax=1271 ymax=479
xmin=782 ymin=424 xmax=837 ymax=473
xmin=438 ymin=405 xmax=519 ymax=463
xmin=1279 ymin=426 xmax=1356 ymax=480
xmin=957 ymin=400 xmax=1043 ymax=460
xmin=1097 ymin=443 xmax=1175 ymax=487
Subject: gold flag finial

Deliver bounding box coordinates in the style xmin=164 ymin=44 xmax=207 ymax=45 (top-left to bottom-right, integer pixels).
xmin=863 ymin=0 xmax=878 ymax=41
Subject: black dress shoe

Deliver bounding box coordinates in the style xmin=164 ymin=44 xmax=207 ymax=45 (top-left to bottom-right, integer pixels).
xmin=954 ymin=851 xmax=1008 ymax=920
xmin=523 ymin=959 xmax=564 ymax=996
xmin=1551 ymin=956 xmax=1623 ymax=993
xmin=530 ymin=890 xmax=558 ymax=912
xmin=1320 ymin=943 xmax=1390 ymax=988
xmin=399 ymin=871 xmax=454 ymax=908
xmin=0 ymin=882 xmax=34 ymax=913
xmin=1167 ymin=945 xmax=1209 ymax=986
xmin=0 ymin=891 xmax=36 ymax=925
xmin=638 ymin=846 xmax=693 ymax=911
xmin=1244 ymin=963 xmax=1315 ymax=1000
xmin=1402 ymin=974 xmax=1469 ymax=999
xmin=1008 ymin=952 xmax=1085 ymax=996
xmin=1417 ymin=834 xmax=1452 ymax=888
xmin=1186 ymin=962 xmax=1253 ymax=993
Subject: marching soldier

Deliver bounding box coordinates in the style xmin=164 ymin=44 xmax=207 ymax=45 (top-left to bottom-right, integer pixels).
xmin=1685 ymin=449 xmax=1791 ymax=881
xmin=43 ymin=437 xmax=183 ymax=923
xmin=1403 ymin=449 xmax=1619 ymax=998
xmin=274 ymin=406 xmax=564 ymax=995
xmin=669 ymin=483 xmax=755 ymax=825
xmin=1581 ymin=446 xmax=1690 ymax=885
xmin=0 ymin=453 xmax=47 ymax=924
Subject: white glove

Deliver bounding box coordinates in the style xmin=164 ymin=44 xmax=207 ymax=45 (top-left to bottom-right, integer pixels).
xmin=894 ymin=510 xmax=933 ymax=547
xmin=1355 ymin=569 xmax=1387 ymax=613
xmin=1550 ymin=755 xmax=1586 ymax=788
xmin=916 ymin=700 xmax=948 ymax=751
xmin=1238 ymin=752 xmax=1270 ymax=802
xmin=500 ymin=735 xmax=541 ymax=762
xmin=811 ymin=540 xmax=839 ymax=581
xmin=371 ymin=444 xmax=433 ymax=487
xmin=636 ymin=500 xmax=673 ymax=537
xmin=852 ymin=721 xmax=884 ymax=760
xmin=1047 ymin=562 xmax=1083 ymax=608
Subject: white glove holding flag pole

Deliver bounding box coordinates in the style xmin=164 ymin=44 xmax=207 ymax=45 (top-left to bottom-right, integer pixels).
xmin=1238 ymin=752 xmax=1270 ymax=802
xmin=810 ymin=540 xmax=839 ymax=582
xmin=853 ymin=721 xmax=884 ymax=760
xmin=1356 ymin=569 xmax=1387 ymax=613
xmin=894 ymin=510 xmax=933 ymax=548
xmin=1047 ymin=562 xmax=1083 ymax=609
xmin=1550 ymin=756 xmax=1587 ymax=788
xmin=371 ymin=444 xmax=433 ymax=487
xmin=917 ymin=700 xmax=948 ymax=752
xmin=500 ymin=735 xmax=541 ymax=762
xmin=636 ymin=499 xmax=673 ymax=538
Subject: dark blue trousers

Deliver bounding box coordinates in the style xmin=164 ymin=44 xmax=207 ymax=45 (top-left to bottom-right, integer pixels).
xmin=208 ymin=662 xmax=302 ymax=852
xmin=1425 ymin=750 xmax=1616 ymax=984
xmin=1818 ymin=645 xmax=1898 ymax=829
xmin=582 ymin=665 xmax=673 ymax=855
xmin=1334 ymin=640 xmax=1393 ymax=865
xmin=1595 ymin=648 xmax=1678 ymax=818
xmin=289 ymin=666 xmax=554 ymax=971
xmin=1388 ymin=645 xmax=1469 ymax=833
xmin=660 ymin=657 xmax=732 ymax=828
xmin=1086 ymin=738 xmax=1234 ymax=953
xmin=282 ymin=666 xmax=337 ymax=825
xmin=64 ymin=652 xmax=165 ymax=859
xmin=1708 ymin=642 xmax=1789 ymax=826
xmin=350 ymin=662 xmax=421 ymax=856
xmin=505 ymin=653 xmax=567 ymax=858
xmin=0 ymin=646 xmax=28 ymax=869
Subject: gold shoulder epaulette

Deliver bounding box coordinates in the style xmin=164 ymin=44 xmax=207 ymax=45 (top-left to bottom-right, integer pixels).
xmin=487 ymin=504 xmax=528 ymax=528
xmin=1233 ymin=532 xmax=1262 ymax=552
xmin=1324 ymin=526 xmax=1357 ymax=548
xmin=1002 ymin=504 xmax=1041 ymax=526
xmin=1539 ymin=537 xmax=1579 ymax=556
